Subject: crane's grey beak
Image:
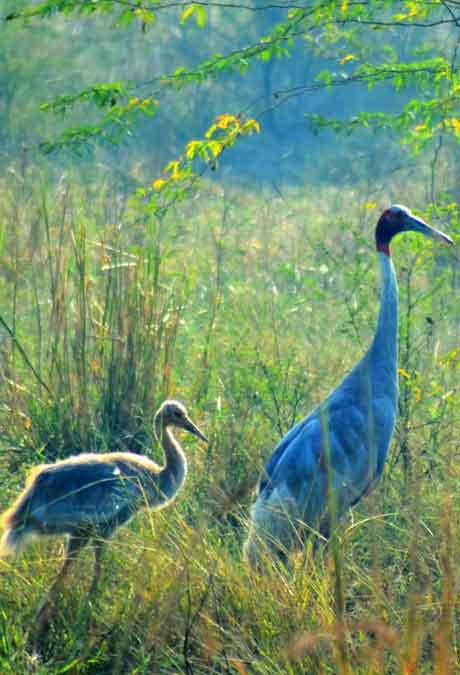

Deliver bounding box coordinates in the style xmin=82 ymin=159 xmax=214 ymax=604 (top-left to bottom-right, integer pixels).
xmin=183 ymin=418 xmax=208 ymax=443
xmin=405 ymin=214 xmax=453 ymax=245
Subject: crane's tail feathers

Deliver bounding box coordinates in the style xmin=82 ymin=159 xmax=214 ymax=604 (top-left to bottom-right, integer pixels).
xmin=0 ymin=528 xmax=27 ymax=558
xmin=0 ymin=525 xmax=37 ymax=560
xmin=0 ymin=468 xmax=45 ymax=560
xmin=0 ymin=502 xmax=38 ymax=560
xmin=0 ymin=528 xmax=21 ymax=559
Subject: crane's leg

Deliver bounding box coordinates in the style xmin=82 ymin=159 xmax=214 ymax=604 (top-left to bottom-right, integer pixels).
xmin=34 ymin=535 xmax=88 ymax=640
xmin=88 ymin=540 xmax=105 ymax=598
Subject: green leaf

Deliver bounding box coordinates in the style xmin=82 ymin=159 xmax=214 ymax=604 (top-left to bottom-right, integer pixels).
xmin=194 ymin=4 xmax=206 ymax=28
xmin=116 ymin=8 xmax=135 ymax=27
xmin=180 ymin=3 xmax=206 ymax=27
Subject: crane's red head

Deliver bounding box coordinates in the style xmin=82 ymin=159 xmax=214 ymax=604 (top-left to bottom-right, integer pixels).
xmin=375 ymin=204 xmax=453 ymax=256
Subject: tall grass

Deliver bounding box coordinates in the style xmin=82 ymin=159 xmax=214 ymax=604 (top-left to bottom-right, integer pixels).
xmin=0 ymin=165 xmax=459 ymax=672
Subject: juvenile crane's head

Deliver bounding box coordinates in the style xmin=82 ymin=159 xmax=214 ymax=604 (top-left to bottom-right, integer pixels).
xmin=375 ymin=204 xmax=453 ymax=256
xmin=155 ymin=400 xmax=208 ymax=442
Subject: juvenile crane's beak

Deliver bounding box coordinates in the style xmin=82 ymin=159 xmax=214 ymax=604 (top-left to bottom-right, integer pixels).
xmin=404 ymin=213 xmax=454 ymax=246
xmin=183 ymin=417 xmax=208 ymax=443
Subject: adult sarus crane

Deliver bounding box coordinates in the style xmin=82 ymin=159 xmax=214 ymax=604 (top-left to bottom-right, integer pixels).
xmin=244 ymin=205 xmax=453 ymax=567
xmin=0 ymin=400 xmax=207 ymax=634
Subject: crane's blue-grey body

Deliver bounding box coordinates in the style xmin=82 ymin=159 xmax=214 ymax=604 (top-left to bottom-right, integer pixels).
xmin=3 ymin=453 xmax=168 ymax=549
xmin=0 ymin=400 xmax=207 ymax=637
xmin=245 ymin=205 xmax=453 ymax=566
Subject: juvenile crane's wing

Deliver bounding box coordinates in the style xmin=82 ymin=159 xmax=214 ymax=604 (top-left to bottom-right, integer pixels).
xmin=26 ymin=459 xmax=149 ymax=532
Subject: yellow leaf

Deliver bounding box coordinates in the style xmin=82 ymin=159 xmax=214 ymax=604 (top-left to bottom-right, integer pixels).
xmin=152 ymin=178 xmax=166 ymax=190
xmin=134 ymin=8 xmax=156 ymax=24
xmin=364 ymin=201 xmax=377 ymax=210
xmin=341 ymin=0 xmax=348 ymax=13
xmin=339 ymin=54 xmax=357 ymax=65
xmin=241 ymin=119 xmax=261 ymax=134
xmin=414 ymin=123 xmax=427 ymax=132
xmin=164 ymin=160 xmax=181 ymax=179
xmin=407 ymin=2 xmax=418 ymax=18
xmin=180 ymin=5 xmax=195 ymax=24
xmin=186 ymin=140 xmax=202 ymax=159
xmin=207 ymin=140 xmax=223 ymax=158
xmin=139 ymin=97 xmax=156 ymax=111
xmin=398 ymin=368 xmax=410 ymax=379
xmin=228 ymin=658 xmax=248 ymax=675
xmin=205 ymin=124 xmax=218 ymax=139
xmin=216 ymin=114 xmax=239 ymax=130
xmin=24 ymin=416 xmax=31 ymax=430
xmin=441 ymin=118 xmax=460 ymax=135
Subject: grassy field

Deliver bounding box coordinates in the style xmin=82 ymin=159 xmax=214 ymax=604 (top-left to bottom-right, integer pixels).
xmin=0 ymin=163 xmax=460 ymax=673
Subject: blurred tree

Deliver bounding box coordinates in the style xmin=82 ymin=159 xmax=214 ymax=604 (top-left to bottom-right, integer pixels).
xmin=3 ymin=1 xmax=460 ymax=202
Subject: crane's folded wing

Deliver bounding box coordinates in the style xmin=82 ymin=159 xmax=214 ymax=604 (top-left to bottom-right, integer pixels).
xmin=257 ymin=368 xmax=370 ymax=495
xmin=258 ymin=414 xmax=313 ymax=494
xmin=27 ymin=460 xmax=148 ymax=530
xmin=259 ymin=402 xmax=384 ymax=520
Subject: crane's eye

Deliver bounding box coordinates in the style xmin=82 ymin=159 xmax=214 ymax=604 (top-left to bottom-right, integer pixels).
xmin=385 ymin=208 xmax=401 ymax=222
xmin=382 ymin=210 xmax=391 ymax=223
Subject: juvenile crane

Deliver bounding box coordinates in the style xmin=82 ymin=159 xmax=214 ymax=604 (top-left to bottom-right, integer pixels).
xmin=245 ymin=205 xmax=453 ymax=567
xmin=0 ymin=400 xmax=207 ymax=632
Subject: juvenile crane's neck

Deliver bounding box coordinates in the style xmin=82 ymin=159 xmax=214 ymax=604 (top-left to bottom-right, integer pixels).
xmin=368 ymin=251 xmax=399 ymax=383
xmin=155 ymin=417 xmax=187 ymax=501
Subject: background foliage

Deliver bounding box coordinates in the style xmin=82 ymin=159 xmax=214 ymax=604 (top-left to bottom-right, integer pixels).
xmin=1 ymin=0 xmax=460 ymax=672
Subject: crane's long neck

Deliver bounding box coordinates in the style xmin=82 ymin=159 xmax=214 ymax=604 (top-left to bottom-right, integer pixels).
xmin=155 ymin=418 xmax=187 ymax=501
xmin=367 ymin=251 xmax=399 ymax=387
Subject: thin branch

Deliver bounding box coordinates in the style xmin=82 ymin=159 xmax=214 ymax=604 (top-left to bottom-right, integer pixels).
xmin=252 ymin=64 xmax=459 ymax=119
xmin=7 ymin=0 xmax=460 ymax=24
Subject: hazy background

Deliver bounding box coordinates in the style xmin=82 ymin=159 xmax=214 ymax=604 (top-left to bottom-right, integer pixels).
xmin=2 ymin=0 xmax=459 ymax=194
